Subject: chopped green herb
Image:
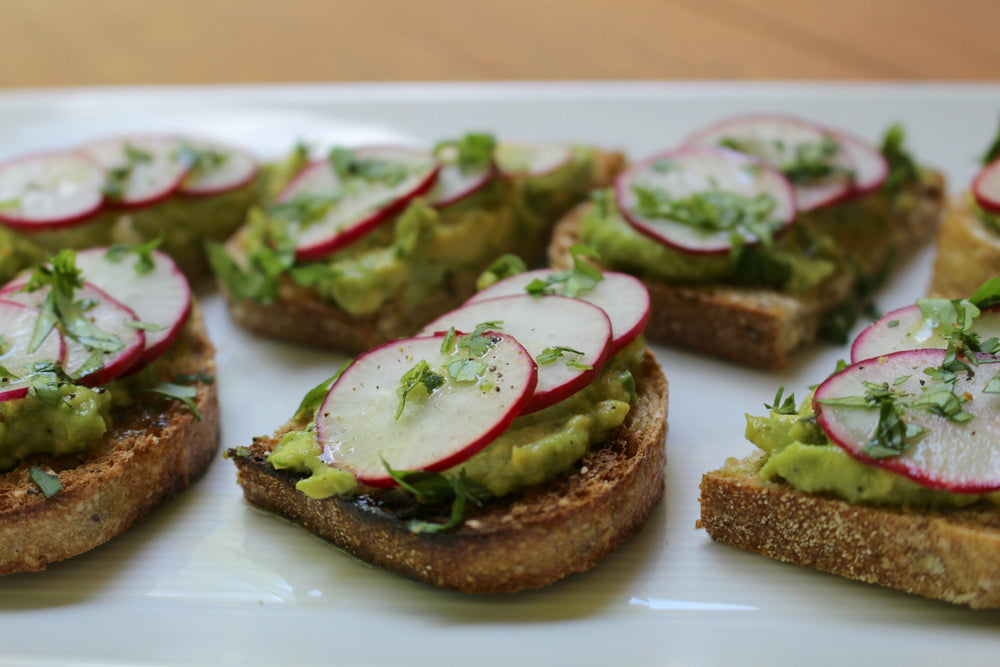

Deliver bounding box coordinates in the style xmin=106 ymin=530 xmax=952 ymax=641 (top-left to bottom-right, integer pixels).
xmin=141 ymin=381 xmax=201 ymax=420
xmin=880 ymin=123 xmax=920 ymax=195
xmin=395 ymin=360 xmax=445 ymax=420
xmin=447 ymin=358 xmax=488 ymax=383
xmin=102 ymin=144 xmax=152 ymax=201
xmin=720 ymin=134 xmax=849 ymax=184
xmin=536 ymin=346 xmax=592 ymax=370
xmin=173 ymin=371 xmax=216 ymax=385
xmin=175 ymin=142 xmax=228 ymax=175
xmin=764 ymin=386 xmax=798 ymax=415
xmin=124 ymin=320 xmax=167 ymax=332
xmin=887 ymin=319 xmax=900 ymax=328
xmin=457 ymin=323 xmax=503 ymax=357
xmin=29 ymin=467 xmax=62 ymax=498
xmin=328 ymin=147 xmax=409 ymax=185
xmin=293 ymin=361 xmax=350 ymax=421
xmin=525 ymin=244 xmax=603 ymax=298
xmin=980 ymin=114 xmax=1000 ymax=165
xmin=985 ymin=371 xmax=1000 ymax=394
xmin=434 ymin=132 xmax=497 ymax=172
xmin=475 ymin=254 xmax=527 ymax=290
xmin=382 ymin=462 xmax=491 ymax=533
xmin=440 ymin=327 xmax=457 ymax=354
xmin=104 ymin=237 xmax=162 ymax=274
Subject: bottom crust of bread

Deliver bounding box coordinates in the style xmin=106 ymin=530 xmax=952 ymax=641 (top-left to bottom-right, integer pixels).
xmin=230 ymin=350 xmax=668 ymax=593
xmin=0 ymin=306 xmax=220 ymax=575
xmin=929 ymin=195 xmax=1000 ymax=298
xmin=698 ymin=456 xmax=1000 ymax=609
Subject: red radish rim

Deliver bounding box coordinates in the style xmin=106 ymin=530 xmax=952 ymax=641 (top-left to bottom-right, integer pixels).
xmin=614 ymin=145 xmax=797 ymax=255
xmin=178 ymin=137 xmax=260 ymax=197
xmin=973 ymin=158 xmax=1000 ymax=215
xmin=852 ymin=303 xmax=1000 ymax=364
xmin=64 ymin=282 xmax=146 ymax=387
xmin=292 ymin=147 xmax=441 ymax=261
xmin=81 ymin=134 xmax=191 ymax=210
xmin=815 ymin=348 xmax=1000 ymax=493
xmin=683 ymin=113 xmax=856 ymax=212
xmin=0 ymin=149 xmax=106 ymax=231
xmin=834 ymin=129 xmax=888 ymax=201
xmin=316 ymin=332 xmax=538 ymax=487
xmin=0 ymin=299 xmax=66 ymax=402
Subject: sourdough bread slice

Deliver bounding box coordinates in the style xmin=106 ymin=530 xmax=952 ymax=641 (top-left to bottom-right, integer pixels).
xmin=219 ymin=149 xmax=626 ymax=355
xmin=929 ymin=194 xmax=1000 ymax=298
xmin=0 ymin=304 xmax=219 ymax=574
xmin=698 ymin=454 xmax=1000 ymax=609
xmin=228 ymin=349 xmax=667 ymax=593
xmin=550 ymin=174 xmax=946 ymax=368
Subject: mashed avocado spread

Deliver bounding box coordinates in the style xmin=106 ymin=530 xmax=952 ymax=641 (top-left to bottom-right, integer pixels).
xmin=746 ymin=393 xmax=1000 ymax=508
xmin=268 ymin=337 xmax=644 ymax=500
xmin=211 ymin=141 xmax=601 ymax=317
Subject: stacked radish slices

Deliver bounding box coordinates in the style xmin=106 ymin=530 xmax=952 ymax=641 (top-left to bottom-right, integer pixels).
xmin=0 ymin=135 xmax=257 ymax=232
xmin=0 ymin=247 xmax=191 ymax=401
xmin=306 ymin=251 xmax=651 ymax=488
xmin=612 ymin=115 xmax=888 ymax=257
xmin=810 ymin=279 xmax=1000 ymax=494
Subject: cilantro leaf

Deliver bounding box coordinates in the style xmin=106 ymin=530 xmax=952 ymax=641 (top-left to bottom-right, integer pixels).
xmin=434 ymin=132 xmax=497 ymax=172
xmin=140 ymin=381 xmax=201 ymax=420
xmin=525 ymin=244 xmax=604 ymax=298
xmin=395 ymin=360 xmax=445 ymax=420
xmin=29 ymin=467 xmax=62 ymax=498
xmin=880 ymin=123 xmax=920 ymax=195
xmin=764 ymin=386 xmax=798 ymax=415
xmin=294 ymin=361 xmax=350 ymax=421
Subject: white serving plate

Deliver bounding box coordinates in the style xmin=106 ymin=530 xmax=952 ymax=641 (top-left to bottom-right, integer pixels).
xmin=1 ymin=82 xmax=999 ymax=666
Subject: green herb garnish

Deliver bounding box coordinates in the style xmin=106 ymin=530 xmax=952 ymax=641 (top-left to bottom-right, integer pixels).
xmin=764 ymin=385 xmax=797 ymax=415
xmin=980 ymin=115 xmax=1000 ymax=166
xmin=434 ymin=132 xmax=497 ymax=172
xmin=29 ymin=467 xmax=62 ymax=498
xmin=536 ymin=346 xmax=592 ymax=370
xmin=175 ymin=142 xmax=228 ymax=175
xmin=525 ymin=244 xmax=603 ymax=298
xmin=395 ymin=360 xmax=445 ymax=420
xmin=382 ymin=463 xmax=491 ymax=534
xmin=102 ymin=144 xmax=152 ymax=201
xmin=104 ymin=237 xmax=162 ymax=274
xmin=294 ymin=361 xmax=350 ymax=421
xmin=140 ymin=381 xmax=201 ymax=420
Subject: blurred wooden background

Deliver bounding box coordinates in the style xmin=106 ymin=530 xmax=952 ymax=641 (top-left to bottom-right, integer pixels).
xmin=1 ymin=0 xmax=998 ymax=87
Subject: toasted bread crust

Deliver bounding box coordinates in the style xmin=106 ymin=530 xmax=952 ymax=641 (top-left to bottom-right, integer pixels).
xmin=929 ymin=194 xmax=1000 ymax=298
xmin=550 ymin=175 xmax=946 ymax=368
xmin=229 ymin=349 xmax=667 ymax=593
xmin=698 ymin=455 xmax=1000 ymax=609
xmin=219 ymin=149 xmax=626 ymax=354
xmin=0 ymin=305 xmax=219 ymax=574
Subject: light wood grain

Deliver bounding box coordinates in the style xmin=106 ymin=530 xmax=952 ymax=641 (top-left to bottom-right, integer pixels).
xmin=0 ymin=0 xmax=997 ymax=87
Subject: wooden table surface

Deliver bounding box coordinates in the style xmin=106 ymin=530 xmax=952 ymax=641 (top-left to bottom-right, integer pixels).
xmin=2 ymin=0 xmax=998 ymax=87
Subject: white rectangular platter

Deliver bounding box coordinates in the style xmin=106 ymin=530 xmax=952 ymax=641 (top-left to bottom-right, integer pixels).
xmin=0 ymin=82 xmax=998 ymax=666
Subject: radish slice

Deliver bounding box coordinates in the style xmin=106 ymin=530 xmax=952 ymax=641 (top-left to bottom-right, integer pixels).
xmin=419 ymin=294 xmax=613 ymax=413
xmin=316 ymin=332 xmax=537 ymax=487
xmin=82 ymin=135 xmax=190 ymax=208
xmin=973 ymin=157 xmax=1000 ymax=215
xmin=429 ymin=146 xmax=494 ymax=208
xmin=836 ymin=130 xmax=888 ymax=199
xmin=277 ymin=147 xmax=440 ymax=261
xmin=0 ymin=281 xmax=145 ymax=386
xmin=614 ymin=146 xmax=796 ymax=254
xmin=0 ymin=151 xmax=105 ymax=230
xmin=177 ymin=137 xmax=259 ymax=196
xmin=0 ymin=300 xmax=65 ymax=402
xmin=815 ymin=349 xmax=1000 ymax=492
xmin=73 ymin=247 xmax=192 ymax=371
xmin=495 ymin=143 xmax=572 ymax=177
xmin=684 ymin=114 xmax=855 ymax=211
xmin=468 ymin=269 xmax=650 ymax=355
xmin=852 ymin=304 xmax=1000 ymax=363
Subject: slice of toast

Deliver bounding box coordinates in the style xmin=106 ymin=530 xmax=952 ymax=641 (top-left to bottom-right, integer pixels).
xmin=698 ymin=454 xmax=1000 ymax=609
xmin=228 ymin=349 xmax=667 ymax=593
xmin=217 ymin=148 xmax=626 ymax=354
xmin=0 ymin=304 xmax=219 ymax=574
xmin=550 ymin=173 xmax=945 ymax=368
xmin=929 ymin=194 xmax=1000 ymax=298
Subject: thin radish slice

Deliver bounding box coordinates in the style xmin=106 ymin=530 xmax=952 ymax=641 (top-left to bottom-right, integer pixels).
xmin=0 ymin=300 xmax=65 ymax=402
xmin=836 ymin=130 xmax=888 ymax=199
xmin=82 ymin=135 xmax=190 ymax=208
xmin=316 ymin=332 xmax=537 ymax=487
xmin=428 ymin=149 xmax=494 ymax=208
xmin=684 ymin=114 xmax=855 ymax=211
xmin=973 ymin=157 xmax=1000 ymax=215
xmin=468 ymin=269 xmax=650 ymax=355
xmin=278 ymin=147 xmax=440 ymax=261
xmin=1 ymin=281 xmax=145 ymax=386
xmin=815 ymin=349 xmax=1000 ymax=493
xmin=73 ymin=247 xmax=192 ymax=370
xmin=177 ymin=137 xmax=259 ymax=196
xmin=495 ymin=143 xmax=572 ymax=177
xmin=419 ymin=294 xmax=613 ymax=413
xmin=0 ymin=151 xmax=105 ymax=230
xmin=614 ymin=146 xmax=796 ymax=254
xmin=852 ymin=304 xmax=1000 ymax=363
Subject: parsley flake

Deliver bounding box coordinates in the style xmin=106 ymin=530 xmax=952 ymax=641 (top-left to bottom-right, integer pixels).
xmin=395 ymin=360 xmax=445 ymax=420
xmin=29 ymin=467 xmax=62 ymax=498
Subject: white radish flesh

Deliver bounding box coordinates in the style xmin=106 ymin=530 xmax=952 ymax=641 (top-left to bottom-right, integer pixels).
xmin=178 ymin=137 xmax=259 ymax=196
xmin=429 ymin=154 xmax=494 ymax=208
xmin=836 ymin=130 xmax=888 ymax=198
xmin=815 ymin=349 xmax=1000 ymax=492
xmin=852 ymin=304 xmax=1000 ymax=363
xmin=0 ymin=300 xmax=65 ymax=402
xmin=73 ymin=247 xmax=191 ymax=370
xmin=419 ymin=294 xmax=613 ymax=413
xmin=316 ymin=333 xmax=537 ymax=486
xmin=82 ymin=135 xmax=189 ymax=207
xmin=614 ymin=146 xmax=796 ymax=254
xmin=0 ymin=151 xmax=105 ymax=229
xmin=279 ymin=147 xmax=440 ymax=261
xmin=468 ymin=269 xmax=650 ymax=354
xmin=684 ymin=114 xmax=855 ymax=211
xmin=495 ymin=143 xmax=572 ymax=177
